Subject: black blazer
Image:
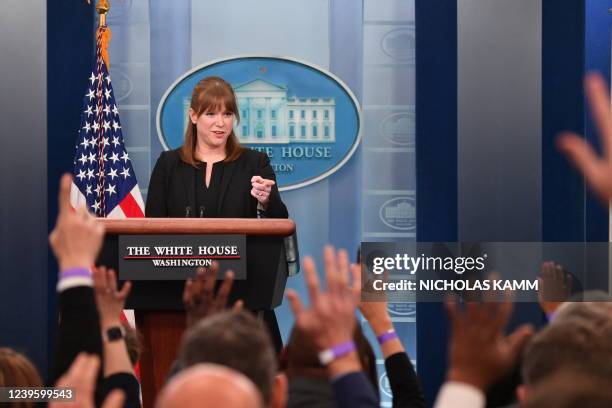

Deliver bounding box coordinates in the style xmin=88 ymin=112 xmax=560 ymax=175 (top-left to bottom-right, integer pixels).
xmin=145 ymin=148 xmax=288 ymax=219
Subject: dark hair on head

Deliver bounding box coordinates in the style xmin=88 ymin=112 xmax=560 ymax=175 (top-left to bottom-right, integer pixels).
xmin=0 ymin=348 xmax=43 ymax=408
xmin=180 ymin=76 xmax=244 ymax=166
xmin=121 ymin=321 xmax=142 ymax=367
xmin=284 ymin=324 xmax=380 ymax=399
xmin=178 ymin=310 xmax=276 ymax=404
xmin=522 ymin=318 xmax=612 ymax=385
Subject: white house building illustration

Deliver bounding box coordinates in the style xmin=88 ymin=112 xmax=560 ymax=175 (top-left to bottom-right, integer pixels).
xmin=384 ymin=200 xmax=416 ymax=222
xmin=233 ymin=79 xmax=336 ymax=144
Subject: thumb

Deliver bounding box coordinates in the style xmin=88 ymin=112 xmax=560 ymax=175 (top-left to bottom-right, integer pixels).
xmin=506 ymin=324 xmax=534 ymax=357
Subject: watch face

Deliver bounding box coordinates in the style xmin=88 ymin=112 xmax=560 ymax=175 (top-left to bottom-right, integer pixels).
xmin=106 ymin=326 xmax=124 ymax=341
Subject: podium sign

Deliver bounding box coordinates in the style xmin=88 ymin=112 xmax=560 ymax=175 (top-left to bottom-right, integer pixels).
xmin=118 ymin=234 xmax=247 ymax=280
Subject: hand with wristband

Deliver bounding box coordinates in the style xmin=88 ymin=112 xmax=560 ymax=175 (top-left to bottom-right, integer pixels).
xmin=286 ymin=246 xmax=361 ymax=378
xmin=357 ymin=275 xmax=403 ymax=357
xmin=358 ymin=271 xmax=427 ymax=408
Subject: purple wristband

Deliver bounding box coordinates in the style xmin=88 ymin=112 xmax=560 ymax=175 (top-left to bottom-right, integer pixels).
xmin=331 ymin=341 xmax=356 ymax=358
xmin=318 ymin=341 xmax=356 ymax=365
xmin=60 ymin=267 xmax=92 ymax=279
xmin=377 ymin=329 xmax=398 ymax=345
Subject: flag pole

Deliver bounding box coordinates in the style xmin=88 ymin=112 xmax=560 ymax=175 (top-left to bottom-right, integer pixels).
xmin=95 ymin=0 xmax=111 ymax=69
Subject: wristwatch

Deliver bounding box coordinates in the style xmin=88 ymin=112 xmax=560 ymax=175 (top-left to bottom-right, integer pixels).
xmin=103 ymin=326 xmax=126 ymax=343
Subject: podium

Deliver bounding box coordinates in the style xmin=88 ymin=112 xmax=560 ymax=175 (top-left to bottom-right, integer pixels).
xmin=97 ymin=218 xmax=295 ymax=408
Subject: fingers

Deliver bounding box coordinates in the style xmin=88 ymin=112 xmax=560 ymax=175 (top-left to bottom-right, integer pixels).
xmin=214 ymin=270 xmax=234 ymax=309
xmin=107 ymin=268 xmax=118 ymax=293
xmin=350 ymin=263 xmax=362 ymax=301
xmin=251 ymin=175 xmax=276 ymax=187
xmin=81 ymin=354 xmax=100 ymax=391
xmin=286 ymin=289 xmax=304 ymax=317
xmin=117 ymin=280 xmax=132 ymax=300
xmin=101 ymin=389 xmax=126 ymax=408
xmin=557 ymin=132 xmax=609 ymax=199
xmin=202 ymin=264 xmax=217 ymax=306
xmin=506 ymin=324 xmax=534 ymax=357
xmin=302 ymin=256 xmax=320 ymax=302
xmin=251 ymin=176 xmax=275 ymax=202
xmin=336 ymin=249 xmax=350 ymax=290
xmin=58 ymin=173 xmax=73 ymax=214
xmin=323 ymin=246 xmax=338 ymax=293
xmin=183 ymin=279 xmax=194 ymax=305
xmin=233 ymin=299 xmax=244 ymax=312
xmin=585 ymin=72 xmax=612 ymax=159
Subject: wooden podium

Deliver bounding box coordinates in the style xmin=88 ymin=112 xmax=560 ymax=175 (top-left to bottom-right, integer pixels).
xmin=97 ymin=218 xmax=295 ymax=408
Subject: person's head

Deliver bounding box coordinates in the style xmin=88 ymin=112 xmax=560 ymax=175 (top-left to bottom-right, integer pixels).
xmin=519 ymin=317 xmax=612 ymax=402
xmin=157 ymin=363 xmax=262 ymax=408
xmin=181 ymin=76 xmax=244 ymax=165
xmin=178 ymin=310 xmax=286 ymax=408
xmin=552 ymin=291 xmax=612 ymax=325
xmin=522 ymin=369 xmax=612 ymax=408
xmin=0 ymin=348 xmax=43 ymax=408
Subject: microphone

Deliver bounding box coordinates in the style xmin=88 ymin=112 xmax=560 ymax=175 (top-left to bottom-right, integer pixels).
xmin=185 ymin=206 xmax=192 ymax=218
xmin=199 ymin=206 xmax=205 ymax=218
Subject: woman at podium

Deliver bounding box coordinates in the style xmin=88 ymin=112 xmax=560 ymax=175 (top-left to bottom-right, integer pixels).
xmin=145 ymin=76 xmax=288 ymax=219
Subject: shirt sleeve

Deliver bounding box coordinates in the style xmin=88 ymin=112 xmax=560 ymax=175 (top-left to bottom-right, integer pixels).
xmin=433 ymin=382 xmax=485 ymax=408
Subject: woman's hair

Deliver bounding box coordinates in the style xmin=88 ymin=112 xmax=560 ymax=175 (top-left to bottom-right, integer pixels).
xmin=180 ymin=76 xmax=244 ymax=166
xmin=0 ymin=348 xmax=43 ymax=408
xmin=122 ymin=321 xmax=142 ymax=367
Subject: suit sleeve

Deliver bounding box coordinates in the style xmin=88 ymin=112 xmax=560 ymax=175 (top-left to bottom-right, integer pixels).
xmin=145 ymin=153 xmax=168 ymax=217
xmin=51 ymin=287 xmax=102 ymax=384
xmin=257 ymin=152 xmax=288 ymax=218
xmin=332 ymin=372 xmax=379 ymax=408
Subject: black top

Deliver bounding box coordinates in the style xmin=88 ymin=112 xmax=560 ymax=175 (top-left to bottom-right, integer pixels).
xmin=384 ymin=352 xmax=426 ymax=408
xmin=194 ymin=161 xmax=224 ymax=218
xmin=146 ymin=148 xmax=288 ymax=219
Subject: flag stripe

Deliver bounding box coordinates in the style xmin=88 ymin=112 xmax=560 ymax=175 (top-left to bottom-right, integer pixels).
xmin=120 ymin=191 xmax=145 ymax=218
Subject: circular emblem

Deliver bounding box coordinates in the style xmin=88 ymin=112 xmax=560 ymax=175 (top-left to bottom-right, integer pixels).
xmin=157 ymin=56 xmax=361 ymax=191
xmin=379 ymin=197 xmax=416 ymax=231
xmin=379 ymin=111 xmax=415 ymax=147
xmin=387 ymin=302 xmax=417 ymax=317
xmin=109 ymin=68 xmax=133 ymax=102
xmin=381 ymin=28 xmax=416 ymax=62
xmin=378 ymin=372 xmax=393 ymax=398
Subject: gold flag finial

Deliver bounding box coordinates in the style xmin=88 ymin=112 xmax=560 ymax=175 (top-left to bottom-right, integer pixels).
xmin=96 ymin=0 xmax=110 ymax=27
xmin=94 ymin=0 xmax=112 ymax=68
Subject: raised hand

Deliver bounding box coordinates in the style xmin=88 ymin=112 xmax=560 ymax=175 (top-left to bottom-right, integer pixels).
xmin=183 ymin=262 xmax=243 ymax=328
xmin=49 ymin=353 xmax=125 ymax=408
xmin=250 ymin=175 xmax=275 ymax=207
xmin=558 ymin=73 xmax=612 ymax=202
xmin=49 ymin=174 xmax=105 ymax=271
xmin=538 ymin=261 xmax=572 ymax=316
xmin=445 ymin=297 xmax=534 ymax=391
xmin=286 ymin=246 xmax=360 ymax=351
xmin=92 ymin=266 xmax=131 ymax=326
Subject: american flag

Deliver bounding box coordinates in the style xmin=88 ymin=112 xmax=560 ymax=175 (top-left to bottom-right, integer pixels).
xmin=70 ymin=25 xmax=144 ymax=218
